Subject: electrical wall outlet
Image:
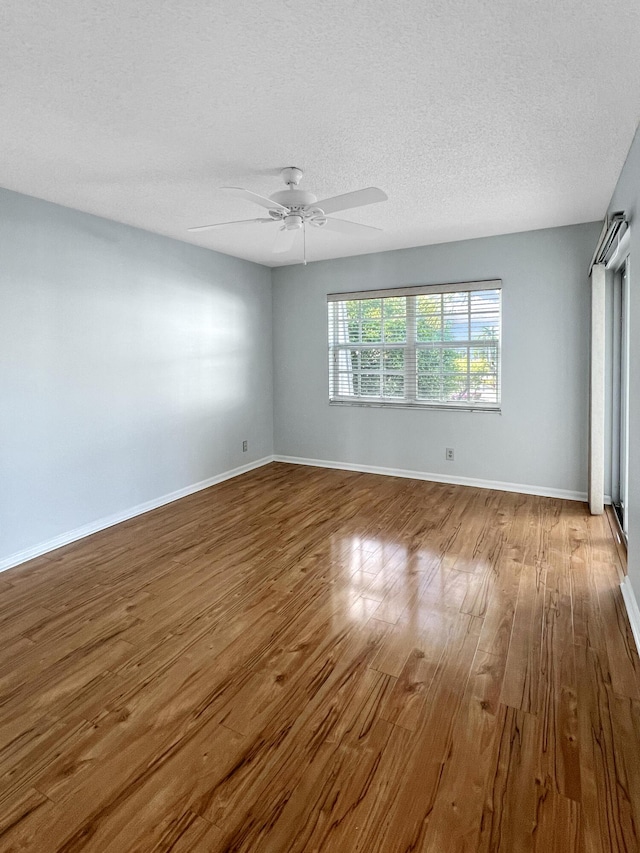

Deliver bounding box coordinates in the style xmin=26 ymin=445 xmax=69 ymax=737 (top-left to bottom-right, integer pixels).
xmin=242 ymin=440 xmax=248 ymax=452
xmin=446 ymin=448 xmax=455 ymax=461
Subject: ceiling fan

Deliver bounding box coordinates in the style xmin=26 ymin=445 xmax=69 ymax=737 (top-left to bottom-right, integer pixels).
xmin=188 ymin=167 xmax=387 ymax=263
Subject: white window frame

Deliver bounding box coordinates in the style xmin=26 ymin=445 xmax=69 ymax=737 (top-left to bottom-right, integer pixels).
xmin=328 ymin=280 xmax=502 ymax=413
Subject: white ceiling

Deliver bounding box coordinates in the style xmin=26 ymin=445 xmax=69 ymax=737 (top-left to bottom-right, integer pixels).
xmin=1 ymin=0 xmax=639 ymax=267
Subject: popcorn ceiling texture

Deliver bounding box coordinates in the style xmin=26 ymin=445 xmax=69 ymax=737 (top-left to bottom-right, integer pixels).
xmin=0 ymin=0 xmax=639 ymax=266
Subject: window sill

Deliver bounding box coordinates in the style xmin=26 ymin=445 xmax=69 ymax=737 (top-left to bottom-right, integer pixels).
xmin=329 ymin=399 xmax=502 ymax=414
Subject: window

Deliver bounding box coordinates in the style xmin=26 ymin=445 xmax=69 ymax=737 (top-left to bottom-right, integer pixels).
xmin=328 ymin=280 xmax=501 ymax=411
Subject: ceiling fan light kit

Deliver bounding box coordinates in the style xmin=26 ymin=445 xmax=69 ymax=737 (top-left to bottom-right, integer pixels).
xmin=283 ymin=214 xmax=303 ymax=231
xmin=188 ymin=168 xmax=388 ymax=263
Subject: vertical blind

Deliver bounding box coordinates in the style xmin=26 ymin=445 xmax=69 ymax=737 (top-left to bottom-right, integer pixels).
xmin=328 ymin=280 xmax=502 ymax=410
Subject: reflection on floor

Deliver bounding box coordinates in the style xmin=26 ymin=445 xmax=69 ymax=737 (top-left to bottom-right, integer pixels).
xmin=0 ymin=462 xmax=638 ymax=851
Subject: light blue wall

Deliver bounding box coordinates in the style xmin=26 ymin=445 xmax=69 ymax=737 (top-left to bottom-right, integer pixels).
xmin=273 ymin=223 xmax=600 ymax=496
xmin=0 ymin=188 xmax=273 ymax=564
xmin=607 ymin=125 xmax=640 ymax=600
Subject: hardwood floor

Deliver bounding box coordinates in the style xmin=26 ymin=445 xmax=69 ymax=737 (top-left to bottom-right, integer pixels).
xmin=0 ymin=462 xmax=638 ymax=852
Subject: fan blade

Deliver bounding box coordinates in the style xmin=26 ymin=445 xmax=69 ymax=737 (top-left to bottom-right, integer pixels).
xmin=310 ymin=187 xmax=387 ymax=216
xmin=188 ymin=218 xmax=273 ymax=232
xmin=273 ymin=226 xmax=298 ymax=254
xmin=320 ymin=217 xmax=382 ymax=237
xmin=222 ymin=187 xmax=287 ymax=210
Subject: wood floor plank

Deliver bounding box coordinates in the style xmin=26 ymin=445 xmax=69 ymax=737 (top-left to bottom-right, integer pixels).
xmin=151 ymin=813 xmax=223 ymax=852
xmin=537 ymin=555 xmax=581 ymax=801
xmin=500 ymin=562 xmax=547 ymax=713
xmin=418 ymin=648 xmax=506 ymax=851
xmin=0 ymin=463 xmax=636 ymax=851
xmin=0 ymin=786 xmax=54 ymax=850
xmin=477 ymin=552 xmax=523 ymax=658
xmin=476 ymin=704 xmax=541 ymax=853
xmin=532 ymin=787 xmax=583 ymax=853
xmin=576 ymin=644 xmax=640 ymax=853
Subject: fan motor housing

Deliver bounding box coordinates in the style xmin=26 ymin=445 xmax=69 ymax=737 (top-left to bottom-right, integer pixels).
xmin=270 ymin=189 xmax=318 ymax=208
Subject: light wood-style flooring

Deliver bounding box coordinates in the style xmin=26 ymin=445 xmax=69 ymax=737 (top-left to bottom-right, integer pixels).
xmin=0 ymin=462 xmax=639 ymax=852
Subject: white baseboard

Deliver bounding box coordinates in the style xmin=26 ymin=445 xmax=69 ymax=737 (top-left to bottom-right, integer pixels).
xmin=0 ymin=456 xmax=275 ymax=573
xmin=621 ymin=576 xmax=640 ymax=657
xmin=273 ymin=455 xmax=588 ymax=502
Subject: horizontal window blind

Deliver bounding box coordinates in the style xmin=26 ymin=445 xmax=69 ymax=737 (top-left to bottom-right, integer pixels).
xmin=328 ymin=281 xmax=501 ymax=411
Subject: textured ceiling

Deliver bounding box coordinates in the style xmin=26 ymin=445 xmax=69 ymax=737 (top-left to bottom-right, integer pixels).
xmin=1 ymin=0 xmax=639 ymax=267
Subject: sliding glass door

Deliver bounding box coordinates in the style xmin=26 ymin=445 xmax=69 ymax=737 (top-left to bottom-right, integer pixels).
xmin=611 ymin=258 xmax=630 ymax=537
